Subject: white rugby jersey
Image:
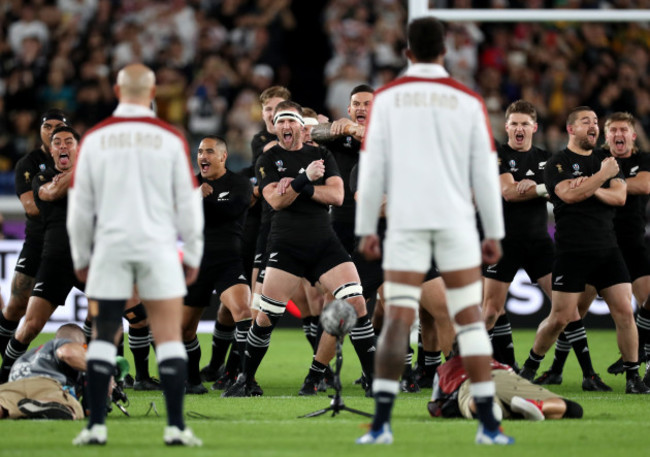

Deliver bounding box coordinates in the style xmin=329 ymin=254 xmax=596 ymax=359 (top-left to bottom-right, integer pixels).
xmin=355 ymin=63 xmax=504 ymax=239
xmin=67 ymin=103 xmax=204 ymax=270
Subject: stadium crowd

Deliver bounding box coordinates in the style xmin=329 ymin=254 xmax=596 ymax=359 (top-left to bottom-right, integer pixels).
xmin=0 ymin=0 xmax=650 ymax=447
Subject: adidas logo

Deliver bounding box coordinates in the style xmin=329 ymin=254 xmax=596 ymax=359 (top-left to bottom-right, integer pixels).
xmin=238 ymin=275 xmax=246 ymax=280
xmin=368 ymin=346 xmax=376 ymax=353
xmin=525 ymin=169 xmax=535 ymax=176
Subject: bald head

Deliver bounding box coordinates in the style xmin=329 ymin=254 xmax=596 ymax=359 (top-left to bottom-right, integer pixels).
xmin=115 ymin=64 xmax=156 ymax=105
xmin=55 ymin=323 xmax=86 ymax=344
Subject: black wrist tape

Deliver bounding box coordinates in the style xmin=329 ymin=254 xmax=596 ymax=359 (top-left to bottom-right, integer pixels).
xmin=291 ymin=173 xmax=310 ymax=193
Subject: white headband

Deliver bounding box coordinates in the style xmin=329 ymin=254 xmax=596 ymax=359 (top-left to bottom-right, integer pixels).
xmin=274 ymin=110 xmax=304 ymax=126
xmin=303 ymin=117 xmax=319 ymax=126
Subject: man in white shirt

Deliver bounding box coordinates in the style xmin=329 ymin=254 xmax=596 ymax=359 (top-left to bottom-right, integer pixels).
xmin=355 ymin=17 xmax=512 ymax=445
xmin=68 ymin=63 xmax=204 ymax=447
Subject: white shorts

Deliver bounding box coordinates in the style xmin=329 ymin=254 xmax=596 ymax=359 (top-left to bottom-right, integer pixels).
xmin=86 ymin=249 xmax=186 ymax=301
xmin=383 ymin=227 xmax=481 ymax=273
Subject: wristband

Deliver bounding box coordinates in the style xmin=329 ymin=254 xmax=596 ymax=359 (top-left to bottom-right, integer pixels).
xmin=302 ymin=183 xmax=315 ymax=198
xmin=290 ymin=173 xmax=311 ymax=193
xmin=535 ymin=183 xmax=548 ymax=197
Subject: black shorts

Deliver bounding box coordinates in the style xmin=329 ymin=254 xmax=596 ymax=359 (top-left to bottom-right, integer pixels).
xmin=33 ymin=254 xmax=84 ymax=306
xmin=14 ymin=238 xmax=44 ymax=278
xmin=184 ymin=255 xmax=249 ymax=307
xmin=619 ymin=242 xmax=650 ymax=283
xmin=332 ymin=219 xmax=355 ymax=255
xmin=353 ymin=250 xmax=383 ymax=300
xmin=266 ymin=235 xmax=352 ymax=285
xmin=254 ymin=219 xmax=271 ymax=266
xmin=425 ymin=258 xmax=441 ymax=281
xmin=552 ymin=248 xmax=630 ymax=293
xmin=483 ymin=237 xmax=554 ymax=283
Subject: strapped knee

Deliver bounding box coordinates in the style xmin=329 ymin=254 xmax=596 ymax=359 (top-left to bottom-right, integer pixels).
xmin=456 ymin=321 xmax=492 ymax=357
xmin=446 ymin=281 xmax=482 ymax=317
xmin=94 ymin=299 xmax=126 ymax=342
xmin=123 ymin=303 xmax=147 ymax=325
xmin=383 ymin=281 xmax=421 ymax=310
xmin=259 ymin=295 xmax=286 ymax=319
xmin=333 ymin=282 xmax=364 ymax=301
xmin=251 ymin=293 xmax=262 ymax=312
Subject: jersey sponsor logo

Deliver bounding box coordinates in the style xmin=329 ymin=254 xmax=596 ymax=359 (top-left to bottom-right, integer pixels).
xmin=250 ymin=177 xmax=257 ymax=185
xmin=344 ymin=136 xmax=353 ymax=148
xmin=33 ymin=282 xmax=44 ymax=292
xmin=275 ymin=160 xmax=286 ymax=172
xmin=486 ymin=263 xmax=498 ymax=273
xmin=525 ymin=169 xmax=535 ymax=176
xmin=268 ymin=252 xmax=278 ymax=262
xmin=572 ymin=163 xmax=582 ymax=176
xmin=16 ymin=257 xmax=26 ymax=266
xmin=218 ymin=191 xmax=230 ymax=200
xmin=630 ymin=165 xmax=639 ymax=176
xmin=538 ymin=161 xmax=546 ymax=169
xmin=254 ymin=254 xmax=262 ymax=260
xmin=554 ymin=275 xmax=563 ymax=286
xmin=508 ymin=160 xmax=518 ymax=172
xmin=40 ymin=163 xmax=46 ymax=171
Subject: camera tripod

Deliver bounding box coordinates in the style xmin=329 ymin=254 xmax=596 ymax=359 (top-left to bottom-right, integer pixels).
xmin=299 ymin=335 xmax=372 ymax=419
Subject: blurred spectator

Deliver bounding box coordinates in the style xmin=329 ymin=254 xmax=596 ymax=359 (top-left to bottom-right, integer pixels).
xmin=7 ymin=2 xmax=49 ymax=56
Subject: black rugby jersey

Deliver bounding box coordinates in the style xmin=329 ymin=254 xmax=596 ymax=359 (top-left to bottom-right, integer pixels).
xmin=498 ymin=144 xmax=551 ymax=240
xmin=318 ymin=135 xmax=360 ymax=224
xmin=611 ymin=150 xmax=650 ymax=243
xmin=544 ymin=148 xmax=623 ymax=253
xmin=256 ymin=144 xmax=341 ymax=242
xmin=33 ymin=168 xmax=72 ymax=258
xmin=198 ymin=169 xmax=252 ymax=253
xmin=15 ymin=148 xmax=54 ymax=241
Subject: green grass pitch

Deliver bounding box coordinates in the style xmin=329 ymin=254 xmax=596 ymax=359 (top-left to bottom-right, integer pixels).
xmin=1 ymin=328 xmax=648 ymax=457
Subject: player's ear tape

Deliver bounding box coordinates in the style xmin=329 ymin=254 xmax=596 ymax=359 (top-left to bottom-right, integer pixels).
xmin=123 ymin=303 xmax=147 ymax=325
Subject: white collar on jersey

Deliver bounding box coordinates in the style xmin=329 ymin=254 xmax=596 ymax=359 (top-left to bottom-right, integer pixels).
xmin=404 ymin=63 xmax=449 ymax=79
xmin=113 ymin=103 xmax=156 ymax=118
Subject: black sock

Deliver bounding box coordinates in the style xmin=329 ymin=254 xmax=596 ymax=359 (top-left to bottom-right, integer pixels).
xmin=564 ymin=320 xmax=595 ymax=377
xmin=82 ymin=319 xmax=93 ymax=344
xmin=129 ymin=326 xmax=151 ymax=380
xmin=233 ymin=319 xmax=252 ymax=374
xmin=117 ymin=336 xmax=124 ymax=358
xmin=209 ymin=321 xmax=235 ymax=370
xmin=0 ymin=314 xmax=19 ymax=357
xmin=302 ymin=317 xmax=317 ymax=352
xmin=309 ymin=316 xmax=320 ymax=353
xmin=423 ymin=350 xmax=442 ymax=377
xmin=475 ymin=395 xmax=500 ymax=431
xmin=0 ymin=337 xmax=29 ymax=383
xmin=636 ymin=307 xmax=650 ymax=358
xmin=307 ymin=359 xmax=327 ymax=381
xmin=416 ymin=328 xmax=424 ymax=368
xmin=371 ymin=380 xmax=398 ymax=431
xmin=549 ymin=332 xmax=571 ymax=374
xmin=402 ymin=345 xmax=414 ymax=377
xmin=158 ymin=353 xmax=187 ymax=429
xmin=244 ymin=321 xmax=274 ymax=378
xmin=349 ymin=315 xmax=376 ymax=381
xmin=524 ymin=349 xmax=544 ymax=371
xmin=492 ymin=314 xmax=516 ymax=367
xmin=623 ymin=361 xmax=640 ymax=381
xmin=85 ymin=340 xmax=116 ymax=427
xmin=184 ymin=337 xmax=202 ymax=385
